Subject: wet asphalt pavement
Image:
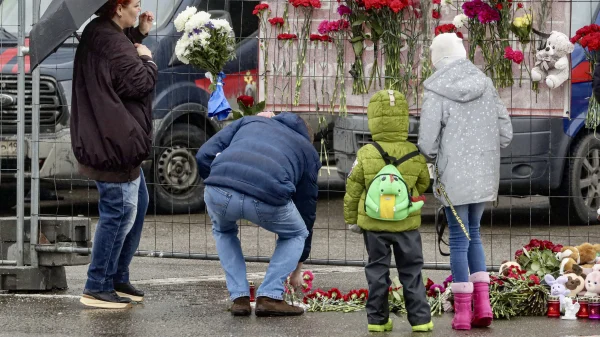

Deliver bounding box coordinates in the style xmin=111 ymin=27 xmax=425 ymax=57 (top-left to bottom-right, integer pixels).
xmin=2 ymin=261 xmax=600 ymax=337
xmin=2 ymin=170 xmax=600 ymax=335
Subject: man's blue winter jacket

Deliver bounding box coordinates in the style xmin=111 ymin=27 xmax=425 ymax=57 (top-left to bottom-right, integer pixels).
xmin=196 ymin=112 xmax=321 ymax=262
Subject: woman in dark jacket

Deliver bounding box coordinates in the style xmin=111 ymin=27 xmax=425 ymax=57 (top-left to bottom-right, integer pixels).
xmin=71 ymin=0 xmax=158 ymax=309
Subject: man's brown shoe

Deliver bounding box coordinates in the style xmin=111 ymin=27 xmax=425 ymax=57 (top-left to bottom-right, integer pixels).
xmin=231 ymin=296 xmax=251 ymax=316
xmin=255 ymin=296 xmax=304 ymax=317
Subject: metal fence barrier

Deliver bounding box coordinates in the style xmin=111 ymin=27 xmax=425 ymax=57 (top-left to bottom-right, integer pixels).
xmin=1 ymin=0 xmax=600 ymax=290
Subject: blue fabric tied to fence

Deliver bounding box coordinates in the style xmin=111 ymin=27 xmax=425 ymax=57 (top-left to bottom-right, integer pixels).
xmin=207 ymin=72 xmax=231 ymax=121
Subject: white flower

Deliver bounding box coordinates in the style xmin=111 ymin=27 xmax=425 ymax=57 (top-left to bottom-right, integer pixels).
xmin=210 ymin=19 xmax=232 ymax=33
xmin=175 ymin=35 xmax=191 ymax=64
xmin=190 ymin=30 xmax=211 ymax=48
xmin=453 ymin=14 xmax=468 ymax=28
xmin=184 ymin=11 xmax=212 ymax=33
xmin=174 ymin=6 xmax=197 ymax=32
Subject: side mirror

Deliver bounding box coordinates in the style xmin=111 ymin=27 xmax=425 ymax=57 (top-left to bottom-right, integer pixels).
xmin=169 ymin=10 xmax=234 ymax=67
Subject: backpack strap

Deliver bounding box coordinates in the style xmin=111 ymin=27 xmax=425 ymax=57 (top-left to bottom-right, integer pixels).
xmin=371 ymin=142 xmax=394 ymax=165
xmin=371 ymin=142 xmax=420 ymax=167
xmin=392 ymin=151 xmax=420 ymax=167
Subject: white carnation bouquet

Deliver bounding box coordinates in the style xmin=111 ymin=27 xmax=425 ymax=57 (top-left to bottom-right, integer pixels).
xmin=174 ymin=7 xmax=236 ymax=90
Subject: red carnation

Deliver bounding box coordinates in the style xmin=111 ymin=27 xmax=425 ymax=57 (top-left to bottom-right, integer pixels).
xmin=237 ymin=95 xmax=254 ymax=108
xmin=268 ymin=17 xmax=285 ymax=27
xmin=515 ymin=248 xmax=524 ymax=259
xmin=456 ymin=31 xmax=464 ymax=39
xmin=252 ymin=3 xmax=270 ymax=15
xmin=529 ymin=239 xmax=541 ymax=248
xmin=358 ymin=288 xmax=369 ymax=300
xmin=528 ymin=274 xmax=541 ymax=286
xmin=553 ymin=245 xmax=563 ymax=253
xmin=432 ymin=9 xmax=441 ymax=19
xmin=435 ymin=23 xmax=457 ymax=36
xmin=328 ymin=288 xmax=343 ymax=300
xmin=390 ymin=0 xmax=408 ymax=13
xmin=517 ymin=2 xmax=523 ymax=8
xmin=425 ymin=278 xmax=434 ymax=290
xmin=496 ymin=3 xmax=503 ymax=10
xmin=433 ymin=0 xmax=441 ymax=3
xmin=277 ymin=33 xmax=298 ymax=40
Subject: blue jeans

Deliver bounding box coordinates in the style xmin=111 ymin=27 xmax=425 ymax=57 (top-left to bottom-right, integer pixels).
xmin=85 ymin=171 xmax=148 ymax=292
xmin=445 ymin=202 xmax=487 ymax=283
xmin=204 ymin=185 xmax=309 ymax=301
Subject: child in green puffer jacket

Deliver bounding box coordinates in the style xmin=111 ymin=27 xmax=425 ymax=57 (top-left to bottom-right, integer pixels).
xmin=343 ymin=89 xmax=433 ymax=333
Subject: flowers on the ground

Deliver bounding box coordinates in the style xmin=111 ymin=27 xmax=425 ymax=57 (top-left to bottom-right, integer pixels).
xmin=303 ymin=270 xmax=314 ymax=282
xmin=489 ymin=271 xmax=548 ymax=319
xmin=443 ymin=275 xmax=453 ymax=289
xmin=515 ymin=238 xmax=562 ymax=277
xmin=504 ymin=47 xmax=524 ymax=64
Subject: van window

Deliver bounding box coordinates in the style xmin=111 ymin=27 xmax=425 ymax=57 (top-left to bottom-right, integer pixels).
xmin=571 ymin=0 xmax=600 ymax=32
xmin=0 ymin=0 xmax=181 ymax=36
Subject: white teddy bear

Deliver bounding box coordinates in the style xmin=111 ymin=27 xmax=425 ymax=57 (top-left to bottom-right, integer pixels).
xmin=531 ymin=31 xmax=575 ymax=89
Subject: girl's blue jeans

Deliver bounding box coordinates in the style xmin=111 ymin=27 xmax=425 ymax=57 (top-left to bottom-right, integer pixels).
xmin=445 ymin=202 xmax=487 ymax=283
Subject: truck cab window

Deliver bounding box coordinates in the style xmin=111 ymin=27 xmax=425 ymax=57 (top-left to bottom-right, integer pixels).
xmin=571 ymin=0 xmax=600 ymax=32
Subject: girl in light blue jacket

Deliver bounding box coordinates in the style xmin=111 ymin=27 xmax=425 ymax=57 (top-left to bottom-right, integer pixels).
xmin=417 ymin=33 xmax=513 ymax=331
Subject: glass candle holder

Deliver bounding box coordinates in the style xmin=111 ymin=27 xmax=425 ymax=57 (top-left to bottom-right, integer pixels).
xmin=589 ymin=297 xmax=600 ymax=320
xmin=249 ymin=281 xmax=256 ymax=302
xmin=577 ymin=297 xmax=589 ymax=318
xmin=547 ymin=296 xmax=561 ymax=318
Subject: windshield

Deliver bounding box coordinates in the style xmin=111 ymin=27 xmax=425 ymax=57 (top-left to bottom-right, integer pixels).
xmin=0 ymin=0 xmax=180 ymax=35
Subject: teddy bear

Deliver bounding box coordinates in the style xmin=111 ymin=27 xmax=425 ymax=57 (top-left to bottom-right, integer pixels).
xmin=564 ymin=264 xmax=587 ymax=297
xmin=556 ymin=243 xmax=600 ymax=275
xmin=499 ymin=261 xmax=521 ymax=276
xmin=531 ymin=30 xmax=575 ymax=89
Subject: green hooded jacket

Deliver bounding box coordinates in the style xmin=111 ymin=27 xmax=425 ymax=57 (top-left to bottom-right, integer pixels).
xmin=343 ymin=90 xmax=431 ymax=232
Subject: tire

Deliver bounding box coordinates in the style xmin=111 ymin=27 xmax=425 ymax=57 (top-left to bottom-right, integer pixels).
xmin=149 ymin=124 xmax=207 ymax=214
xmin=551 ymin=134 xmax=600 ymax=225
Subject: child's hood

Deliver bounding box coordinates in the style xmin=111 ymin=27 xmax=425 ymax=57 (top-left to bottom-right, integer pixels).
xmin=424 ymin=58 xmax=487 ymax=103
xmin=367 ymin=90 xmax=409 ymax=143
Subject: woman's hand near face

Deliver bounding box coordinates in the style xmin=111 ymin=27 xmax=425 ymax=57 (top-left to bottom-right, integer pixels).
xmin=138 ymin=11 xmax=154 ymax=35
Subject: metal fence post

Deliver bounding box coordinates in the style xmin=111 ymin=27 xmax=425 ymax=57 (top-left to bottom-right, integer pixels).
xmin=29 ymin=0 xmax=41 ymax=268
xmin=15 ymin=0 xmax=26 ymax=267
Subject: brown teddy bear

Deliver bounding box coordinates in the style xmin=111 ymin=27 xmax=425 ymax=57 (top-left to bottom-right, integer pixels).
xmin=556 ymin=243 xmax=600 ymax=275
xmin=564 ymin=265 xmax=587 ymax=297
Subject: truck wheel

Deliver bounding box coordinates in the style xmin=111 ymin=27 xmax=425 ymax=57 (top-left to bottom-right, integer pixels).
xmin=552 ymin=134 xmax=600 ymax=225
xmin=150 ymin=124 xmax=206 ymax=214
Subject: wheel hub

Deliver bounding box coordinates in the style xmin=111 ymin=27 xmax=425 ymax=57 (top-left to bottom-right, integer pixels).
xmin=157 ymin=146 xmax=199 ymax=195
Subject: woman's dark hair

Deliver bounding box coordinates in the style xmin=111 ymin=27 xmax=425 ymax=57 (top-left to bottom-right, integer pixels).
xmin=95 ymin=0 xmax=131 ymax=18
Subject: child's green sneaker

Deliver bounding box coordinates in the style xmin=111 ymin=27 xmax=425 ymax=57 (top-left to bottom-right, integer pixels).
xmin=368 ymin=318 xmax=393 ymax=332
xmin=412 ymin=321 xmax=434 ymax=332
